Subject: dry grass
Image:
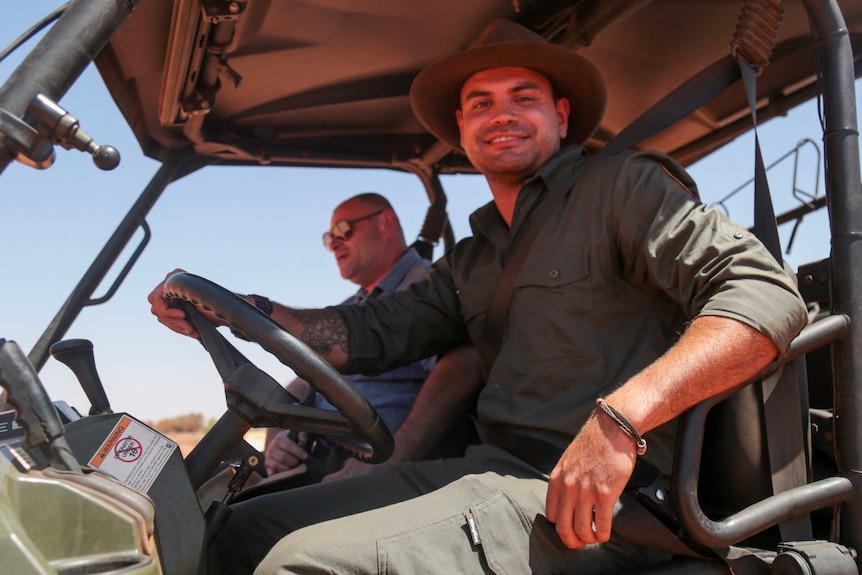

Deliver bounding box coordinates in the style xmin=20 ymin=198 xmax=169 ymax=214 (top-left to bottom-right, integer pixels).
xmin=164 ymin=431 xmax=205 ymax=457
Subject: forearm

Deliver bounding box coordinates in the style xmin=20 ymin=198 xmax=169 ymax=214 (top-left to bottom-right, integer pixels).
xmin=387 ymin=345 xmax=484 ymax=463
xmin=546 ymin=315 xmax=781 ymax=548
xmin=604 ymin=315 xmax=778 ymax=437
xmin=263 ymin=302 xmax=350 ymax=370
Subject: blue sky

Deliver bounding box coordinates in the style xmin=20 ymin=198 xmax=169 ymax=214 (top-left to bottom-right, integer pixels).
xmin=0 ymin=3 xmax=850 ymax=422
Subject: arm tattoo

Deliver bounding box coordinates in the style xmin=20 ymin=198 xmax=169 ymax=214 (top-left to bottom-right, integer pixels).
xmin=295 ymin=308 xmax=350 ymax=356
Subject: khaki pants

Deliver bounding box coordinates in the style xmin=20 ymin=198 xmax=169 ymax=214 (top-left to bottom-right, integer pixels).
xmin=210 ymin=445 xmax=669 ymax=574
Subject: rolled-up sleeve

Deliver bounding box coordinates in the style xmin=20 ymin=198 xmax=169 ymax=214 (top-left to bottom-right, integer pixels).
xmin=611 ymin=152 xmax=808 ymax=353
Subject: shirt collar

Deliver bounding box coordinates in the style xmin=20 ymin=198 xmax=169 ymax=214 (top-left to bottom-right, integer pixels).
xmin=469 ymin=145 xmax=588 ymax=246
xmin=534 ymin=144 xmax=588 ymax=192
xmin=352 ymin=246 xmax=423 ymax=302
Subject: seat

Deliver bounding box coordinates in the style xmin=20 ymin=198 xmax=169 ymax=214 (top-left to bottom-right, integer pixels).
xmin=618 ymin=314 xmax=856 ymax=574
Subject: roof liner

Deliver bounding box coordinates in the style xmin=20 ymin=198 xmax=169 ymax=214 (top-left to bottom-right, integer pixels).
xmin=94 ymin=0 xmax=862 ymax=172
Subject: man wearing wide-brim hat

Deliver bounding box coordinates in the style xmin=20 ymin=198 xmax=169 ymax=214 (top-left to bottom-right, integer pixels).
xmin=204 ymin=20 xmax=806 ymax=575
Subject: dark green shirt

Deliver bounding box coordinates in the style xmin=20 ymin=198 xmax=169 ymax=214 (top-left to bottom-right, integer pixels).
xmin=336 ymin=146 xmax=808 ymax=474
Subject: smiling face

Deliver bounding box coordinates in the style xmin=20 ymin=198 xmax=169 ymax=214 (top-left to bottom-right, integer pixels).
xmin=455 ymin=67 xmax=570 ymax=189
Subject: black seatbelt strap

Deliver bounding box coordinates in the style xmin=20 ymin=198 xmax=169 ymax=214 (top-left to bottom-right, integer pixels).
xmin=739 ymin=57 xmax=814 ymax=542
xmin=741 ymin=60 xmax=783 ymax=262
xmin=602 ymin=55 xmax=741 ymax=157
xmin=480 ymin=190 xmax=562 ymax=371
xmin=761 ymin=362 xmax=813 ymax=539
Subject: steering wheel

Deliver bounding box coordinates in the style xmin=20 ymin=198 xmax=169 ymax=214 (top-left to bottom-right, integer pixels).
xmin=162 ymin=272 xmax=393 ymax=488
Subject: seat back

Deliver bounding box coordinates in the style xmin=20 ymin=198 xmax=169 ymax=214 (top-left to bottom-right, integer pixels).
xmin=668 ymin=315 xmax=853 ymax=554
xmin=696 ymin=368 xmax=802 ymax=549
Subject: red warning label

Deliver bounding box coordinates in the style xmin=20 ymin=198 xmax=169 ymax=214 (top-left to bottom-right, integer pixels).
xmin=88 ymin=415 xmax=177 ymax=493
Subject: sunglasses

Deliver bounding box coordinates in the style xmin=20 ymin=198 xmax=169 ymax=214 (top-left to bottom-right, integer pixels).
xmin=323 ymin=209 xmax=385 ymax=250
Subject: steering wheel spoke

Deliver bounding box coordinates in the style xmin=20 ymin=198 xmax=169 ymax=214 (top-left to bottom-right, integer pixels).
xmin=163 ymin=272 xmax=394 ymax=487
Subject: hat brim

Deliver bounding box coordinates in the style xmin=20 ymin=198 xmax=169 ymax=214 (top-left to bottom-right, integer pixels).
xmin=410 ymin=42 xmax=607 ymax=151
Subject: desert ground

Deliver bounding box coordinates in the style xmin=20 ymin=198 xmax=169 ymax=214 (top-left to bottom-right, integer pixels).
xmin=165 ymin=428 xmax=267 ymax=457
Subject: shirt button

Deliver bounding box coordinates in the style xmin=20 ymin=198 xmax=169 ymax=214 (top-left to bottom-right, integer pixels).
xmin=733 ymin=231 xmax=744 ymax=239
xmin=548 ymin=268 xmax=560 ymax=279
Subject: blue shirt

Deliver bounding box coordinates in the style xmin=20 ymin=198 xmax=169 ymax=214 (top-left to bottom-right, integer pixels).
xmin=312 ymin=247 xmax=435 ymax=432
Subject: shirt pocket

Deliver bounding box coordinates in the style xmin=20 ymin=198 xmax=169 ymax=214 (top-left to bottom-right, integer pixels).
xmin=507 ymin=246 xmax=593 ymax=366
xmin=513 ymin=244 xmax=590 ymax=290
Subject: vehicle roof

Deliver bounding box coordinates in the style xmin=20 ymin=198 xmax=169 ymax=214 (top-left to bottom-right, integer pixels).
xmin=94 ymin=0 xmax=862 ymax=174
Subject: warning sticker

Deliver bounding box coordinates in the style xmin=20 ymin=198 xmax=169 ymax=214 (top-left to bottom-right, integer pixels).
xmin=88 ymin=415 xmax=177 ymax=493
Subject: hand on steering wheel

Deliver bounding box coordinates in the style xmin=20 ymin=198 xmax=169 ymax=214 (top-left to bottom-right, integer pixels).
xmin=161 ymin=272 xmax=394 ymax=488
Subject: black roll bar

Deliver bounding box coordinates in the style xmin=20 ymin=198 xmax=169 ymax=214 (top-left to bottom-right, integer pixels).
xmin=668 ymin=3 xmax=862 ymax=558
xmin=674 ymin=315 xmax=856 ymax=548
xmin=803 ymin=0 xmax=862 ymax=558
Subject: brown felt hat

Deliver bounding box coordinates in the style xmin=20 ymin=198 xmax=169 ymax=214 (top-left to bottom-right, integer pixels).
xmin=410 ymin=20 xmax=607 ymax=151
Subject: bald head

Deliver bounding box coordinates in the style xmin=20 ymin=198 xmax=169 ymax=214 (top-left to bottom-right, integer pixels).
xmin=327 ymin=193 xmax=408 ymax=291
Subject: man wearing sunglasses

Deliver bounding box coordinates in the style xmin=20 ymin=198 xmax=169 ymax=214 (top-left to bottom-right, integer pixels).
xmin=263 ymin=193 xmax=481 ymax=483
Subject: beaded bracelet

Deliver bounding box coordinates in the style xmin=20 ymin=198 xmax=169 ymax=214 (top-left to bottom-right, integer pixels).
xmin=595 ymin=397 xmax=647 ymax=456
